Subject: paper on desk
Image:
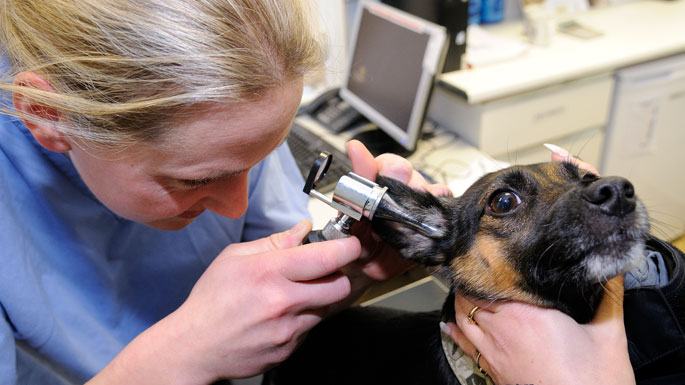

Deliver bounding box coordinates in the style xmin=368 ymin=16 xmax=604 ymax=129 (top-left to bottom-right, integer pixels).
xmin=465 ymin=25 xmax=529 ymax=68
xmin=416 ymin=132 xmax=509 ymax=197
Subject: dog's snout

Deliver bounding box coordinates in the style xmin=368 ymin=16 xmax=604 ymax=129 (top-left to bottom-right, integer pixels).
xmin=582 ymin=176 xmax=636 ymax=216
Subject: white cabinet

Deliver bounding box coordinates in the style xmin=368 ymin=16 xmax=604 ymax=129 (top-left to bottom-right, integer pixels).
xmin=428 ymin=73 xmax=613 ymax=166
xmin=602 ymin=54 xmax=685 ymax=241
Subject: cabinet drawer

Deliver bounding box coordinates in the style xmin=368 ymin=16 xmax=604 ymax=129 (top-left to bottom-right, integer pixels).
xmin=429 ymin=74 xmax=614 ymax=157
xmin=494 ymin=126 xmax=604 ymax=168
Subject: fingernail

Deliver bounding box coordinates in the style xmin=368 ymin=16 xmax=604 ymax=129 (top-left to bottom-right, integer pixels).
xmin=432 ymin=185 xmax=454 ymax=197
xmin=439 ymin=321 xmax=451 ymax=335
xmin=544 ymin=143 xmax=570 ymax=157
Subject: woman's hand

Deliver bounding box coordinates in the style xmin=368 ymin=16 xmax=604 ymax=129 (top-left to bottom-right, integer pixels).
xmin=545 ymin=142 xmax=600 ymax=175
xmin=88 ymin=220 xmax=361 ymax=383
xmin=337 ymin=140 xmax=452 ymax=305
xmin=442 ymin=276 xmax=635 ymax=385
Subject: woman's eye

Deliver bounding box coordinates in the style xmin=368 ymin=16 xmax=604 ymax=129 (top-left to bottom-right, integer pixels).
xmin=179 ymin=178 xmax=214 ymax=190
xmin=489 ymin=191 xmax=521 ymax=214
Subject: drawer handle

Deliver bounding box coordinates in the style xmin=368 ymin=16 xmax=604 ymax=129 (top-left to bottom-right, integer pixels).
xmin=533 ymin=106 xmax=565 ymax=122
xmin=670 ymin=90 xmax=685 ymax=101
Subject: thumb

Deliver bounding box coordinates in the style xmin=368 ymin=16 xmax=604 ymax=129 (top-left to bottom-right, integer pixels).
xmin=347 ymin=140 xmax=378 ymax=181
xmin=591 ymin=275 xmax=625 ymax=325
xmin=271 ymin=219 xmax=313 ymax=249
xmin=224 ymin=219 xmax=313 ymax=257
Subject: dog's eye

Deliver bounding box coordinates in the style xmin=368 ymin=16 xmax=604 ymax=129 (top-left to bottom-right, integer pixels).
xmin=489 ymin=191 xmax=521 ymax=214
xmin=581 ymin=172 xmax=599 ymax=183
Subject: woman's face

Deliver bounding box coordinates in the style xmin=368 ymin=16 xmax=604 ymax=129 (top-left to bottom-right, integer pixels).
xmin=68 ymin=78 xmax=303 ymax=230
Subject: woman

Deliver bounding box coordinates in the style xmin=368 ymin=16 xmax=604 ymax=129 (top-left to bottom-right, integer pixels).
xmin=0 ymin=1 xmax=441 ymax=383
xmin=0 ymin=0 xmax=634 ymax=384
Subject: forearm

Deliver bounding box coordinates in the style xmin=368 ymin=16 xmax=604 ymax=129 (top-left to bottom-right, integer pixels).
xmin=86 ymin=311 xmax=214 ymax=385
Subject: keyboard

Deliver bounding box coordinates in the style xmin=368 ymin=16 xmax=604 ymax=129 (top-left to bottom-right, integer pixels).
xmin=287 ymin=119 xmax=352 ymax=193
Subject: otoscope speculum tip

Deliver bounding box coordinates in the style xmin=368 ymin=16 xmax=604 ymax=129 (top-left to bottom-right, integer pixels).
xmin=373 ymin=195 xmax=444 ymax=238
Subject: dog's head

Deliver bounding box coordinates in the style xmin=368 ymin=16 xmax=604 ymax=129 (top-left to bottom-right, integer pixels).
xmin=373 ymin=161 xmax=650 ymax=323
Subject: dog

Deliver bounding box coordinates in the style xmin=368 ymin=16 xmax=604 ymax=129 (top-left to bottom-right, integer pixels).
xmin=263 ymin=161 xmax=685 ymax=385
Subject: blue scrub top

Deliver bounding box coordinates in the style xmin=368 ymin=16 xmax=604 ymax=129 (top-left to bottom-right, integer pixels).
xmin=0 ymin=111 xmax=310 ymax=384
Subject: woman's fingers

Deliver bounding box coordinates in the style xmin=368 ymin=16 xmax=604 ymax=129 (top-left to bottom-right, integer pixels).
xmin=427 ymin=182 xmax=453 ymax=197
xmin=276 ymin=237 xmax=361 ymax=282
xmin=545 ymin=143 xmax=600 ymax=175
xmin=289 ymin=272 xmax=353 ymax=310
xmin=591 ymin=276 xmax=625 ymax=324
xmin=441 ymin=321 xmax=493 ymax=375
xmin=452 ymin=293 xmax=503 ymax=329
xmin=450 ymin=294 xmax=495 ymax=363
xmin=346 ymin=140 xmax=379 ymax=181
xmin=223 ymin=219 xmax=312 ymax=257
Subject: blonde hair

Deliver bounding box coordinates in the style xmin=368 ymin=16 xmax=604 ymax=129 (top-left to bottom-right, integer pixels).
xmin=0 ymin=0 xmax=324 ymax=148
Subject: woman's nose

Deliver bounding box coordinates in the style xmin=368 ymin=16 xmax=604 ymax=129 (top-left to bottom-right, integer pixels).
xmin=202 ymin=173 xmax=249 ymax=219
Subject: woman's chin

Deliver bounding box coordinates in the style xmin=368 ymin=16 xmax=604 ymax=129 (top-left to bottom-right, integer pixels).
xmin=144 ymin=217 xmax=195 ymax=231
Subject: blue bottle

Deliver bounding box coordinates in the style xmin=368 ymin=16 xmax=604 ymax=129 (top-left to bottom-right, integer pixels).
xmin=481 ymin=0 xmax=504 ymax=24
xmin=468 ymin=0 xmax=482 ymax=25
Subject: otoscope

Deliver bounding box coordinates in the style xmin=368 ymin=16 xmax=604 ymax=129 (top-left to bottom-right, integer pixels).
xmin=302 ymin=151 xmax=442 ymax=244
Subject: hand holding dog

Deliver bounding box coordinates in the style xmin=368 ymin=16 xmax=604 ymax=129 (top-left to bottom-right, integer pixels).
xmin=89 ymin=221 xmax=361 ymax=383
xmin=446 ymin=276 xmax=635 ymax=385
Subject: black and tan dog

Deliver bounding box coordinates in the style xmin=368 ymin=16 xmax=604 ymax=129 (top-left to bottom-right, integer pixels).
xmin=264 ymin=161 xmax=685 ymax=385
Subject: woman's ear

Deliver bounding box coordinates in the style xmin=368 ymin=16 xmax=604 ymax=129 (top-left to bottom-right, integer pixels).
xmin=13 ymin=72 xmax=71 ymax=153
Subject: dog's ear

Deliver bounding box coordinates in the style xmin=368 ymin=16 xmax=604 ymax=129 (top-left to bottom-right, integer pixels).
xmin=372 ymin=176 xmax=457 ymax=266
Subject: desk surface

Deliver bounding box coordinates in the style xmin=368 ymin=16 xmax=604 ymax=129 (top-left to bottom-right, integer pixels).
xmin=440 ymin=0 xmax=685 ymax=104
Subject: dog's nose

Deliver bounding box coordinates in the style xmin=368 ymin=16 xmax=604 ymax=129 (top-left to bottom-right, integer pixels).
xmin=582 ymin=176 xmax=636 ymax=216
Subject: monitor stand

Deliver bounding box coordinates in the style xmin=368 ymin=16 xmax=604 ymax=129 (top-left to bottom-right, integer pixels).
xmin=350 ymin=127 xmax=413 ymax=158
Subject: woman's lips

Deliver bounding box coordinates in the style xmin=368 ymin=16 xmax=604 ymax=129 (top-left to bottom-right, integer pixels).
xmin=178 ymin=209 xmax=205 ymax=219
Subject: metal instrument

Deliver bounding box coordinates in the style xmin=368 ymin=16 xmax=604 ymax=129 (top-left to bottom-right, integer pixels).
xmin=302 ymin=151 xmax=442 ymax=243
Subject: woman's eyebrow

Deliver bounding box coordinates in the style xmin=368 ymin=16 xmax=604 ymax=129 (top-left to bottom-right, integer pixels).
xmin=181 ymin=168 xmax=250 ymax=183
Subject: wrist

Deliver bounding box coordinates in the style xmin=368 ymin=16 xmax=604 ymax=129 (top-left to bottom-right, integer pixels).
xmin=87 ymin=310 xmax=215 ymax=385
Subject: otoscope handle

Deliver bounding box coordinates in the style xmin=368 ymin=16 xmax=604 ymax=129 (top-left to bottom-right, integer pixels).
xmin=303 ymin=230 xmax=328 ymax=244
xmin=301 ymin=213 xmax=356 ymax=244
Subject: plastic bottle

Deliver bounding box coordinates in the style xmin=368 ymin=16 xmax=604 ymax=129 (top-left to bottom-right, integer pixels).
xmin=468 ymin=0 xmax=482 ymax=25
xmin=481 ymin=0 xmax=504 ymax=24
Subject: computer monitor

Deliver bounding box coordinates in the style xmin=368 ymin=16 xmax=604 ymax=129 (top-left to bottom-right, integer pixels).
xmin=380 ymin=0 xmax=469 ymax=72
xmin=339 ymin=1 xmax=447 ymax=153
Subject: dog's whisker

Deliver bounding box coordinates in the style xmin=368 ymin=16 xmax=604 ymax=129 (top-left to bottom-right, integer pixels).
xmin=648 ymin=219 xmax=677 ymax=241
xmin=596 ymin=276 xmax=607 ymax=293
xmin=642 ymin=207 xmax=682 ymax=224
xmin=648 ymin=215 xmax=680 ymax=227
xmin=597 ymin=276 xmax=624 ymax=309
xmin=534 ymin=237 xmax=565 ymax=282
xmin=572 ymin=133 xmax=596 ymax=162
xmin=555 ymin=279 xmax=569 ymax=304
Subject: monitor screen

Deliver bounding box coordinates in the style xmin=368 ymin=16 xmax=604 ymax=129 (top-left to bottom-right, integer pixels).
xmin=340 ymin=1 xmax=447 ymax=152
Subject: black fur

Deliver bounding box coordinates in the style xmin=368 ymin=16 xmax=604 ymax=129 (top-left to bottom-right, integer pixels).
xmin=263 ymin=307 xmax=457 ymax=385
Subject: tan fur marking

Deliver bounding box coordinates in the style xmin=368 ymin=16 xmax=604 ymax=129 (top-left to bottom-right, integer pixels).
xmin=451 ymin=235 xmax=545 ymax=305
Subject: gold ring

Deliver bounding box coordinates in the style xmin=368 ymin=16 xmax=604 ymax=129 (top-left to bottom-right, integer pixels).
xmin=467 ymin=305 xmax=480 ymax=324
xmin=476 ymin=351 xmax=486 ymax=374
